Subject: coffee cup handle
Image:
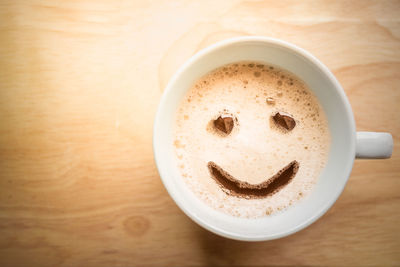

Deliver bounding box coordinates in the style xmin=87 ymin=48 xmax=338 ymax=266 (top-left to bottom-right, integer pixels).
xmin=356 ymin=132 xmax=393 ymax=159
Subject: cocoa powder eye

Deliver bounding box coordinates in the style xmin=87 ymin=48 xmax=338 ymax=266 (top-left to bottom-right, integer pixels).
xmin=213 ymin=115 xmax=234 ymax=134
xmin=272 ymin=112 xmax=296 ymax=131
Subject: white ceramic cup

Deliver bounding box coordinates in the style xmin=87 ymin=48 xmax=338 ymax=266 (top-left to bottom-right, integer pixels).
xmin=153 ymin=37 xmax=393 ymax=241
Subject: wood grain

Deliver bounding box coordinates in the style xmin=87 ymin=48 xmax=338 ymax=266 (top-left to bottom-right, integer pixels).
xmin=1 ymin=0 xmax=399 ymax=266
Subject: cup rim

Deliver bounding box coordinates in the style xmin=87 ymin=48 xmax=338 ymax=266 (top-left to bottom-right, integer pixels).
xmin=153 ymin=36 xmax=356 ymax=241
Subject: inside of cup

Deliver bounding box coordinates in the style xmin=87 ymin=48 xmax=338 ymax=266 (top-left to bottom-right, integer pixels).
xmin=153 ymin=37 xmax=356 ymax=240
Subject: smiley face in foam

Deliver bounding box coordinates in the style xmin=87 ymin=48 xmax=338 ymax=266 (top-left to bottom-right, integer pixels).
xmin=207 ymin=112 xmax=299 ymax=199
xmin=173 ymin=61 xmax=331 ymax=218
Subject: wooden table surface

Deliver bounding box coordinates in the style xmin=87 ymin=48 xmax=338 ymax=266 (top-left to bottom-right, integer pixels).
xmin=1 ymin=1 xmax=399 ymax=266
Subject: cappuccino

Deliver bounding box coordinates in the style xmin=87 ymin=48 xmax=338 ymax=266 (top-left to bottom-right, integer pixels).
xmin=173 ymin=62 xmax=330 ymax=218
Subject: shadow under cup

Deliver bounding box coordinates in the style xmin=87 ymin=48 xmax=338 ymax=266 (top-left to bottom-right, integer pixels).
xmin=153 ymin=37 xmax=356 ymax=241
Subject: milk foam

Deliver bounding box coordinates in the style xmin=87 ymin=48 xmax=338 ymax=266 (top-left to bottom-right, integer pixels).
xmin=173 ymin=62 xmax=331 ymax=218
